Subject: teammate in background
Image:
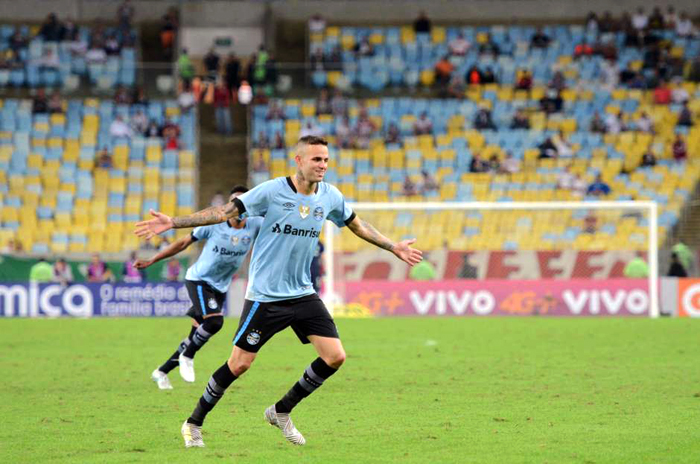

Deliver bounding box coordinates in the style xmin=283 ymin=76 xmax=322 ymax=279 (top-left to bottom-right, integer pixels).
xmin=135 ymin=136 xmax=423 ymax=448
xmin=135 ymin=186 xmax=262 ymax=390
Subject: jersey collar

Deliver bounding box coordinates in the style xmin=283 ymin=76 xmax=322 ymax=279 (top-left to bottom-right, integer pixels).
xmin=286 ymin=176 xmax=319 ymax=195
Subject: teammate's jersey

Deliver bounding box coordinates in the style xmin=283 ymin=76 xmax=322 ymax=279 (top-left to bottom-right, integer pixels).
xmin=234 ymin=176 xmax=354 ymax=302
xmin=185 ymin=217 xmax=263 ymax=293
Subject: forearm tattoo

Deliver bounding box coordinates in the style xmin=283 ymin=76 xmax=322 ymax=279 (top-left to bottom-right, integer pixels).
xmin=172 ymin=203 xmax=238 ymax=229
xmin=354 ymin=219 xmax=395 ymax=251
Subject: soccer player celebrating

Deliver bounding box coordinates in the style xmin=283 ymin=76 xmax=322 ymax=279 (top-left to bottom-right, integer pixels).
xmin=135 ymin=186 xmax=262 ymax=389
xmin=135 ymin=136 xmax=422 ymax=448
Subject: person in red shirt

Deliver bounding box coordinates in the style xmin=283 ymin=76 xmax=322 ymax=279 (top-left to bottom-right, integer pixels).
xmin=434 ymin=55 xmax=454 ymax=85
xmin=654 ymin=80 xmax=671 ymax=104
xmin=672 ymin=134 xmax=687 ymax=161
xmin=516 ymin=69 xmax=533 ymax=90
xmin=213 ymin=79 xmax=233 ymax=135
xmin=574 ymin=39 xmax=593 ymax=58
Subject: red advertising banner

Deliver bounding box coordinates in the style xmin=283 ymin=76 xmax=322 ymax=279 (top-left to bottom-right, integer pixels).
xmin=340 ymin=279 xmax=650 ymax=317
xmin=677 ymin=279 xmax=700 ymax=318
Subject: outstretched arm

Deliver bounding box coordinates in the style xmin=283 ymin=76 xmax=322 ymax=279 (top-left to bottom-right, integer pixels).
xmin=135 ymin=201 xmax=240 ymax=239
xmin=134 ymin=234 xmax=195 ymax=269
xmin=346 ymin=215 xmax=423 ymax=266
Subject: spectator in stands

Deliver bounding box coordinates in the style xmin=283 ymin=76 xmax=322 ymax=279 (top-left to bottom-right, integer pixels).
xmin=98 ymin=147 xmax=113 ymax=168
xmin=256 ymin=131 xmax=270 ymax=149
xmin=640 ymin=150 xmax=657 ymax=168
xmin=479 ymin=33 xmax=500 ymax=56
xmin=402 ymin=175 xmax=418 ymax=196
xmin=653 ymin=79 xmax=672 ymax=104
xmin=225 ymin=53 xmax=241 ymax=92
xmin=331 ymin=89 xmax=349 ymax=117
xmin=67 ymin=29 xmax=87 ymax=57
xmin=300 ymin=120 xmax=324 ymax=138
xmin=32 ymin=89 xmax=49 ymax=114
xmin=160 ymin=8 xmax=178 ymax=59
xmin=586 ymin=174 xmax=611 ymax=197
xmin=500 ymin=152 xmax=521 ymax=174
xmin=355 ymin=108 xmax=377 ymax=149
xmin=266 ymin=100 xmax=285 ymax=120
xmin=474 ymin=106 xmax=496 ymax=130
xmin=336 ymin=116 xmax=353 ymax=148
xmin=133 ymin=87 xmax=150 ymax=106
xmin=530 ymin=27 xmax=551 ymax=49
xmin=413 ymin=112 xmax=433 ymax=135
xmin=413 ymin=11 xmax=431 ymax=34
xmin=30 ymin=258 xmax=54 ymax=283
xmin=553 ymin=131 xmax=573 ymax=158
xmin=516 ymin=69 xmax=533 ymax=90
xmin=482 ymin=67 xmax=497 ymax=84
xmin=676 ymin=12 xmax=695 ymax=37
xmin=677 ymin=102 xmax=693 ymax=127
xmin=118 ymin=0 xmax=135 ymax=31
xmin=487 ymin=154 xmax=501 ymax=172
xmin=574 ymin=38 xmax=593 ymax=58
xmin=104 ymin=35 xmax=121 ymax=56
xmin=664 ymin=6 xmax=678 ymax=29
xmin=604 ymin=111 xmax=624 ymax=134
xmin=589 ymin=113 xmax=605 ymax=133
xmin=583 ymin=213 xmax=598 ymax=234
xmin=538 ymin=137 xmax=557 ymax=159
xmin=210 ymin=191 xmax=225 ymax=207
xmin=672 ymin=134 xmax=687 ymax=162
xmin=204 ymin=47 xmax=221 ymax=81
xmin=85 ymin=42 xmax=107 ymax=64
xmin=144 ymin=121 xmax=160 ymax=138
xmin=353 ymin=36 xmax=375 ymax=57
xmin=48 ymin=91 xmax=64 ymax=114
xmin=648 ymin=7 xmax=664 ymax=30
xmin=585 ymin=12 xmax=599 ymax=32
xmin=598 ymin=11 xmax=617 ymax=33
xmin=114 ymin=86 xmax=131 ymax=105
xmin=447 ymin=73 xmax=466 ymax=98
xmin=570 ymin=174 xmax=588 ymax=197
xmin=273 ymin=132 xmax=285 ymax=149
xmin=213 ymin=79 xmax=233 ymax=135
xmin=540 ymin=89 xmax=563 ymax=114
xmin=448 ymin=32 xmax=470 ymax=56
xmin=635 ymin=111 xmax=654 ymax=133
xmin=466 ymin=65 xmax=482 ymax=85
xmin=557 ymin=165 xmax=575 ymax=190
xmin=469 ymin=153 xmax=487 ymax=173
xmin=165 ymin=258 xmax=183 ymax=282
xmin=671 ymin=80 xmax=689 ymax=104
xmin=511 ymin=109 xmax=530 ymax=129
xmin=37 ymin=48 xmax=60 ymax=70
xmin=88 ymin=254 xmax=114 ymax=282
xmin=9 ymin=30 xmax=26 ymax=55
xmin=163 ymin=120 xmax=181 ymax=149
xmin=549 ymin=70 xmax=566 ymax=91
xmin=385 ymin=123 xmax=401 ymax=145
xmin=131 ymin=109 xmax=148 ymax=134
xmin=178 ymin=48 xmax=195 ymax=85
xmin=110 ymin=115 xmax=133 ymax=139
xmin=435 ymin=55 xmax=455 ymax=85
xmin=420 ymin=170 xmax=438 ymax=194
xmin=253 ymin=157 xmax=268 ymax=173
xmin=310 ymin=48 xmax=326 ymax=71
xmin=40 ymin=13 xmax=63 ymax=42
xmin=632 ymin=8 xmax=648 ymax=31
xmin=308 ymin=13 xmax=326 ymax=34
xmin=52 ymin=258 xmax=74 ymax=287
xmin=315 ymin=89 xmax=332 ymax=115
xmin=123 ymin=252 xmax=145 ymax=283
xmin=668 ymin=252 xmax=688 ymax=278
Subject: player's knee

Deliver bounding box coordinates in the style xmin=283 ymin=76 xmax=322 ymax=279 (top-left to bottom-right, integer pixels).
xmin=324 ymin=350 xmax=346 ymax=369
xmin=227 ymin=356 xmax=254 ymax=376
xmin=203 ymin=315 xmax=224 ymax=335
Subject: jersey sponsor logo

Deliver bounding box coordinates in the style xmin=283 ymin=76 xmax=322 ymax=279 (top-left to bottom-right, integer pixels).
xmin=299 ymin=205 xmax=310 ymax=219
xmin=313 ymin=206 xmax=324 ymax=221
xmin=211 ymin=245 xmax=248 ymax=257
xmin=282 ymin=202 xmax=295 ymax=211
xmin=246 ymin=331 xmax=261 ymax=345
xmin=208 ymin=297 xmax=218 ymax=310
xmin=271 ymin=223 xmax=321 ymax=238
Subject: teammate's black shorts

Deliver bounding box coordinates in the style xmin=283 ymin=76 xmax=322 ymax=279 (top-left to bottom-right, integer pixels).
xmin=232 ymin=294 xmax=339 ymax=353
xmin=185 ymin=280 xmax=226 ymax=324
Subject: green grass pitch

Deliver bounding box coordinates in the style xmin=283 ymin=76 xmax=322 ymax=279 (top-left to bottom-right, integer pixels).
xmin=2 ymin=317 xmax=699 ymax=463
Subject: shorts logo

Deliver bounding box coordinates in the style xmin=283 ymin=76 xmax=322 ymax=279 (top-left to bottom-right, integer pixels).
xmin=241 ymin=235 xmax=251 ymax=246
xmin=208 ymin=298 xmax=218 ymax=310
xmin=231 ymin=236 xmax=239 ymax=245
xmin=246 ymin=331 xmax=261 ymax=345
xmin=282 ymin=202 xmax=295 ymax=211
xmin=299 ymin=205 xmax=310 ymax=219
xmin=313 ymin=206 xmax=324 ymax=221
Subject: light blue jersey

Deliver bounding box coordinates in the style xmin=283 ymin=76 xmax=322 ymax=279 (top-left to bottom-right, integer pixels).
xmin=185 ymin=217 xmax=263 ymax=293
xmin=234 ymin=177 xmax=354 ymax=302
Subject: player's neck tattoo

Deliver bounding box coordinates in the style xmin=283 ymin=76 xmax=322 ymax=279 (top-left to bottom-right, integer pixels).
xmin=294 ymin=171 xmax=317 ymax=196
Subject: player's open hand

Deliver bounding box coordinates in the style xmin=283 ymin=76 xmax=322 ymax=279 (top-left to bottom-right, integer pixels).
xmin=135 ymin=209 xmax=174 ymax=240
xmin=133 ymin=259 xmax=153 ymax=269
xmin=392 ymin=238 xmax=423 ymax=266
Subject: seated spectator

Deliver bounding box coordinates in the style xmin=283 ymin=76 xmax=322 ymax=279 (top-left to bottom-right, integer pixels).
xmin=178 ymin=83 xmax=196 ymax=112
xmin=316 ymin=89 xmax=332 ymax=115
xmin=586 ymin=174 xmax=611 ymax=197
xmin=481 ymin=67 xmax=497 ymax=84
xmin=636 ymin=111 xmax=654 ymax=133
xmin=114 ymin=86 xmax=131 ymax=105
xmin=353 ymin=36 xmax=374 ymax=56
xmin=640 ymin=150 xmax=657 ymax=168
xmin=500 ymin=152 xmax=521 ymax=174
xmin=110 ymin=115 xmax=133 ymax=139
xmin=104 ymin=35 xmax=121 ymax=56
xmin=9 ymin=30 xmax=26 ymax=54
xmin=584 ymin=213 xmax=598 ymax=234
xmin=336 ymin=116 xmax=353 ymax=148
xmin=474 ymin=107 xmax=496 ymax=130
xmin=671 ymin=81 xmax=689 ymax=104
xmin=402 ymin=175 xmax=418 ymax=196
xmin=144 ymin=121 xmax=160 ymax=138
xmin=448 ymin=33 xmax=470 ymax=56
xmin=97 ymin=147 xmax=112 ymax=168
xmin=516 ymin=69 xmax=533 ymax=90
xmin=466 ymin=65 xmax=482 ymax=85
xmin=413 ymin=112 xmax=433 ymax=135
xmin=435 ymin=55 xmax=455 ymax=85
xmin=48 ymin=91 xmax=64 ymax=114
xmin=308 ymin=13 xmax=326 ymax=34
xmin=676 ymin=12 xmax=695 ymax=37
xmin=487 ymin=154 xmax=501 ymax=172
xmin=538 ymin=137 xmax=557 ymax=159
xmin=53 ymin=258 xmax=74 ymax=287
xmin=420 ymin=170 xmax=438 ymax=193
xmin=549 ymin=70 xmax=566 ymax=91
xmin=414 ymin=11 xmax=431 ymax=34
xmin=672 ymin=134 xmax=687 ymax=161
xmin=266 ymin=100 xmax=285 ymax=120
xmin=511 ymin=109 xmax=530 ymax=129
xmin=203 ymin=48 xmax=220 ymax=81
xmin=479 ymin=34 xmax=499 ymax=56
xmin=469 ymin=153 xmax=487 ymax=173
xmin=632 ymin=7 xmax=648 ymax=31
xmin=654 ymin=80 xmax=671 ymax=104
xmin=385 ymin=123 xmax=401 ymax=145
xmin=273 ymin=132 xmax=285 ymax=149
xmin=574 ymin=39 xmax=593 ymax=58
xmin=331 ymin=89 xmax=349 ymax=117
xmin=557 ymin=165 xmax=575 ymax=190
xmin=598 ymin=39 xmax=618 ymax=61
xmin=553 ymin=131 xmax=573 ymax=158
xmin=253 ymin=157 xmax=268 ymax=173
xmin=85 ymin=43 xmax=107 ymax=64
xmin=530 ymin=27 xmax=551 ymax=49
xmin=604 ymin=111 xmax=624 ymax=134
xmin=447 ymin=74 xmax=466 ymax=98
xmin=648 ymin=7 xmax=664 ymax=30
xmin=570 ymin=174 xmax=588 ymax=197
xmin=354 ymin=109 xmax=377 ymax=149
xmin=300 ymin=120 xmax=324 ymax=138
xmin=32 ymin=89 xmax=49 ymax=114
xmin=131 ymin=109 xmax=148 ymax=134
xmin=87 ymin=254 xmax=114 ymax=282
xmin=67 ymin=30 xmax=87 ymax=57
xmin=677 ymin=102 xmax=693 ymax=127
xmin=539 ymin=89 xmax=563 ymax=114
xmin=37 ymin=48 xmax=60 ymax=70
xmin=256 ymin=131 xmax=270 ymax=149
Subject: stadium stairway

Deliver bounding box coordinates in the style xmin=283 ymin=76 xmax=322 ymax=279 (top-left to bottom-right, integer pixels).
xmin=674 ymin=186 xmax=700 ymax=250
xmin=196 ymin=101 xmax=249 ymax=208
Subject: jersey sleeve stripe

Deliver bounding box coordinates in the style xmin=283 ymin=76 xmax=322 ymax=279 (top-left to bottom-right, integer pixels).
xmin=344 ymin=211 xmax=356 ymax=226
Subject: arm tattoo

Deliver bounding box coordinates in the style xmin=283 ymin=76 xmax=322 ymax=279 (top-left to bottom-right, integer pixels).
xmin=172 ymin=203 xmax=238 ymax=229
xmin=351 ymin=219 xmax=395 ymax=251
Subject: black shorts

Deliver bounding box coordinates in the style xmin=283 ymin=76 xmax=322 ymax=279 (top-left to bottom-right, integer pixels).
xmin=185 ymin=280 xmax=226 ymax=323
xmin=232 ymin=294 xmax=339 ymax=353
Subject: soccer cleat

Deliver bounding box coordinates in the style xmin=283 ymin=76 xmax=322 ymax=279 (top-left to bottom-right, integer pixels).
xmin=151 ymin=369 xmax=173 ymax=390
xmin=264 ymin=405 xmax=306 ymax=446
xmin=178 ymin=354 xmax=195 ymax=382
xmin=181 ymin=421 xmax=205 ymax=448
